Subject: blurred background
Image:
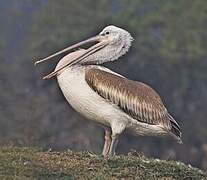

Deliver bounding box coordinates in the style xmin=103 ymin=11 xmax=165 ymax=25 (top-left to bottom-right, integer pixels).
xmin=0 ymin=0 xmax=207 ymax=171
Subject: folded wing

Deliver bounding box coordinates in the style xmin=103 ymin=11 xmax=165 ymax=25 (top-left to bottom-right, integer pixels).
xmin=85 ymin=68 xmax=181 ymax=139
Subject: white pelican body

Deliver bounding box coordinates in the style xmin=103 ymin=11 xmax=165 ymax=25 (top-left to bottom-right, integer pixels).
xmin=57 ymin=63 xmax=168 ymax=137
xmin=57 ymin=65 xmax=122 ymax=127
xmin=35 ymin=25 xmax=182 ymax=157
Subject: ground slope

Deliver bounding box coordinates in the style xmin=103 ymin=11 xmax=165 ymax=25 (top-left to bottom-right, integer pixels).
xmin=0 ymin=147 xmax=206 ymax=179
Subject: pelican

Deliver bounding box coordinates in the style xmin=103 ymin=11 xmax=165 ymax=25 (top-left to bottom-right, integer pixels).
xmin=35 ymin=25 xmax=182 ymax=157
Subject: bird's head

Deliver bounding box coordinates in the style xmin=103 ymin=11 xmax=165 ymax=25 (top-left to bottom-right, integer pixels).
xmin=90 ymin=25 xmax=133 ymax=63
xmin=35 ymin=25 xmax=133 ymax=79
xmin=99 ymin=25 xmax=133 ymax=48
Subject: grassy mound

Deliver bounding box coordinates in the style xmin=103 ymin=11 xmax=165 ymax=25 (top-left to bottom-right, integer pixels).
xmin=0 ymin=147 xmax=206 ymax=179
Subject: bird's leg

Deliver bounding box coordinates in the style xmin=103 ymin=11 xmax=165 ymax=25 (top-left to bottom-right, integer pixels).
xmin=108 ymin=134 xmax=119 ymax=157
xmin=108 ymin=122 xmax=125 ymax=157
xmin=102 ymin=127 xmax=112 ymax=157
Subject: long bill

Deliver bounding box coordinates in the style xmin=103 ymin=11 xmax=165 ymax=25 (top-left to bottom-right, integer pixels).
xmin=34 ymin=35 xmax=102 ymax=66
xmin=42 ymin=40 xmax=109 ymax=79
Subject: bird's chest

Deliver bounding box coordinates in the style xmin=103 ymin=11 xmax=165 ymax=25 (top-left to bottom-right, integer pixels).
xmin=57 ymin=67 xmax=117 ymax=126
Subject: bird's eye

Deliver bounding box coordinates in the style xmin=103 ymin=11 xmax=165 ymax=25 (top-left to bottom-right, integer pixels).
xmin=105 ymin=31 xmax=110 ymax=35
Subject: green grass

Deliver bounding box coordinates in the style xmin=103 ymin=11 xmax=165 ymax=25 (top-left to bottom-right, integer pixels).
xmin=0 ymin=147 xmax=206 ymax=179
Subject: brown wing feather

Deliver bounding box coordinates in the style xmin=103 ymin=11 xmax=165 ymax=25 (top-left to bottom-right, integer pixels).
xmin=85 ymin=68 xmax=172 ymax=128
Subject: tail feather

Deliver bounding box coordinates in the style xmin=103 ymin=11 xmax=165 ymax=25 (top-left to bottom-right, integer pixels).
xmin=167 ymin=114 xmax=182 ymax=144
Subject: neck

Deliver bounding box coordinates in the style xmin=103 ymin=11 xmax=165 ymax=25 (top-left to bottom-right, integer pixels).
xmin=81 ymin=41 xmax=132 ymax=65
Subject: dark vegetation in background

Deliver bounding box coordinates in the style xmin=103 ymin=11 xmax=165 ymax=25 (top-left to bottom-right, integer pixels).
xmin=0 ymin=0 xmax=207 ymax=171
